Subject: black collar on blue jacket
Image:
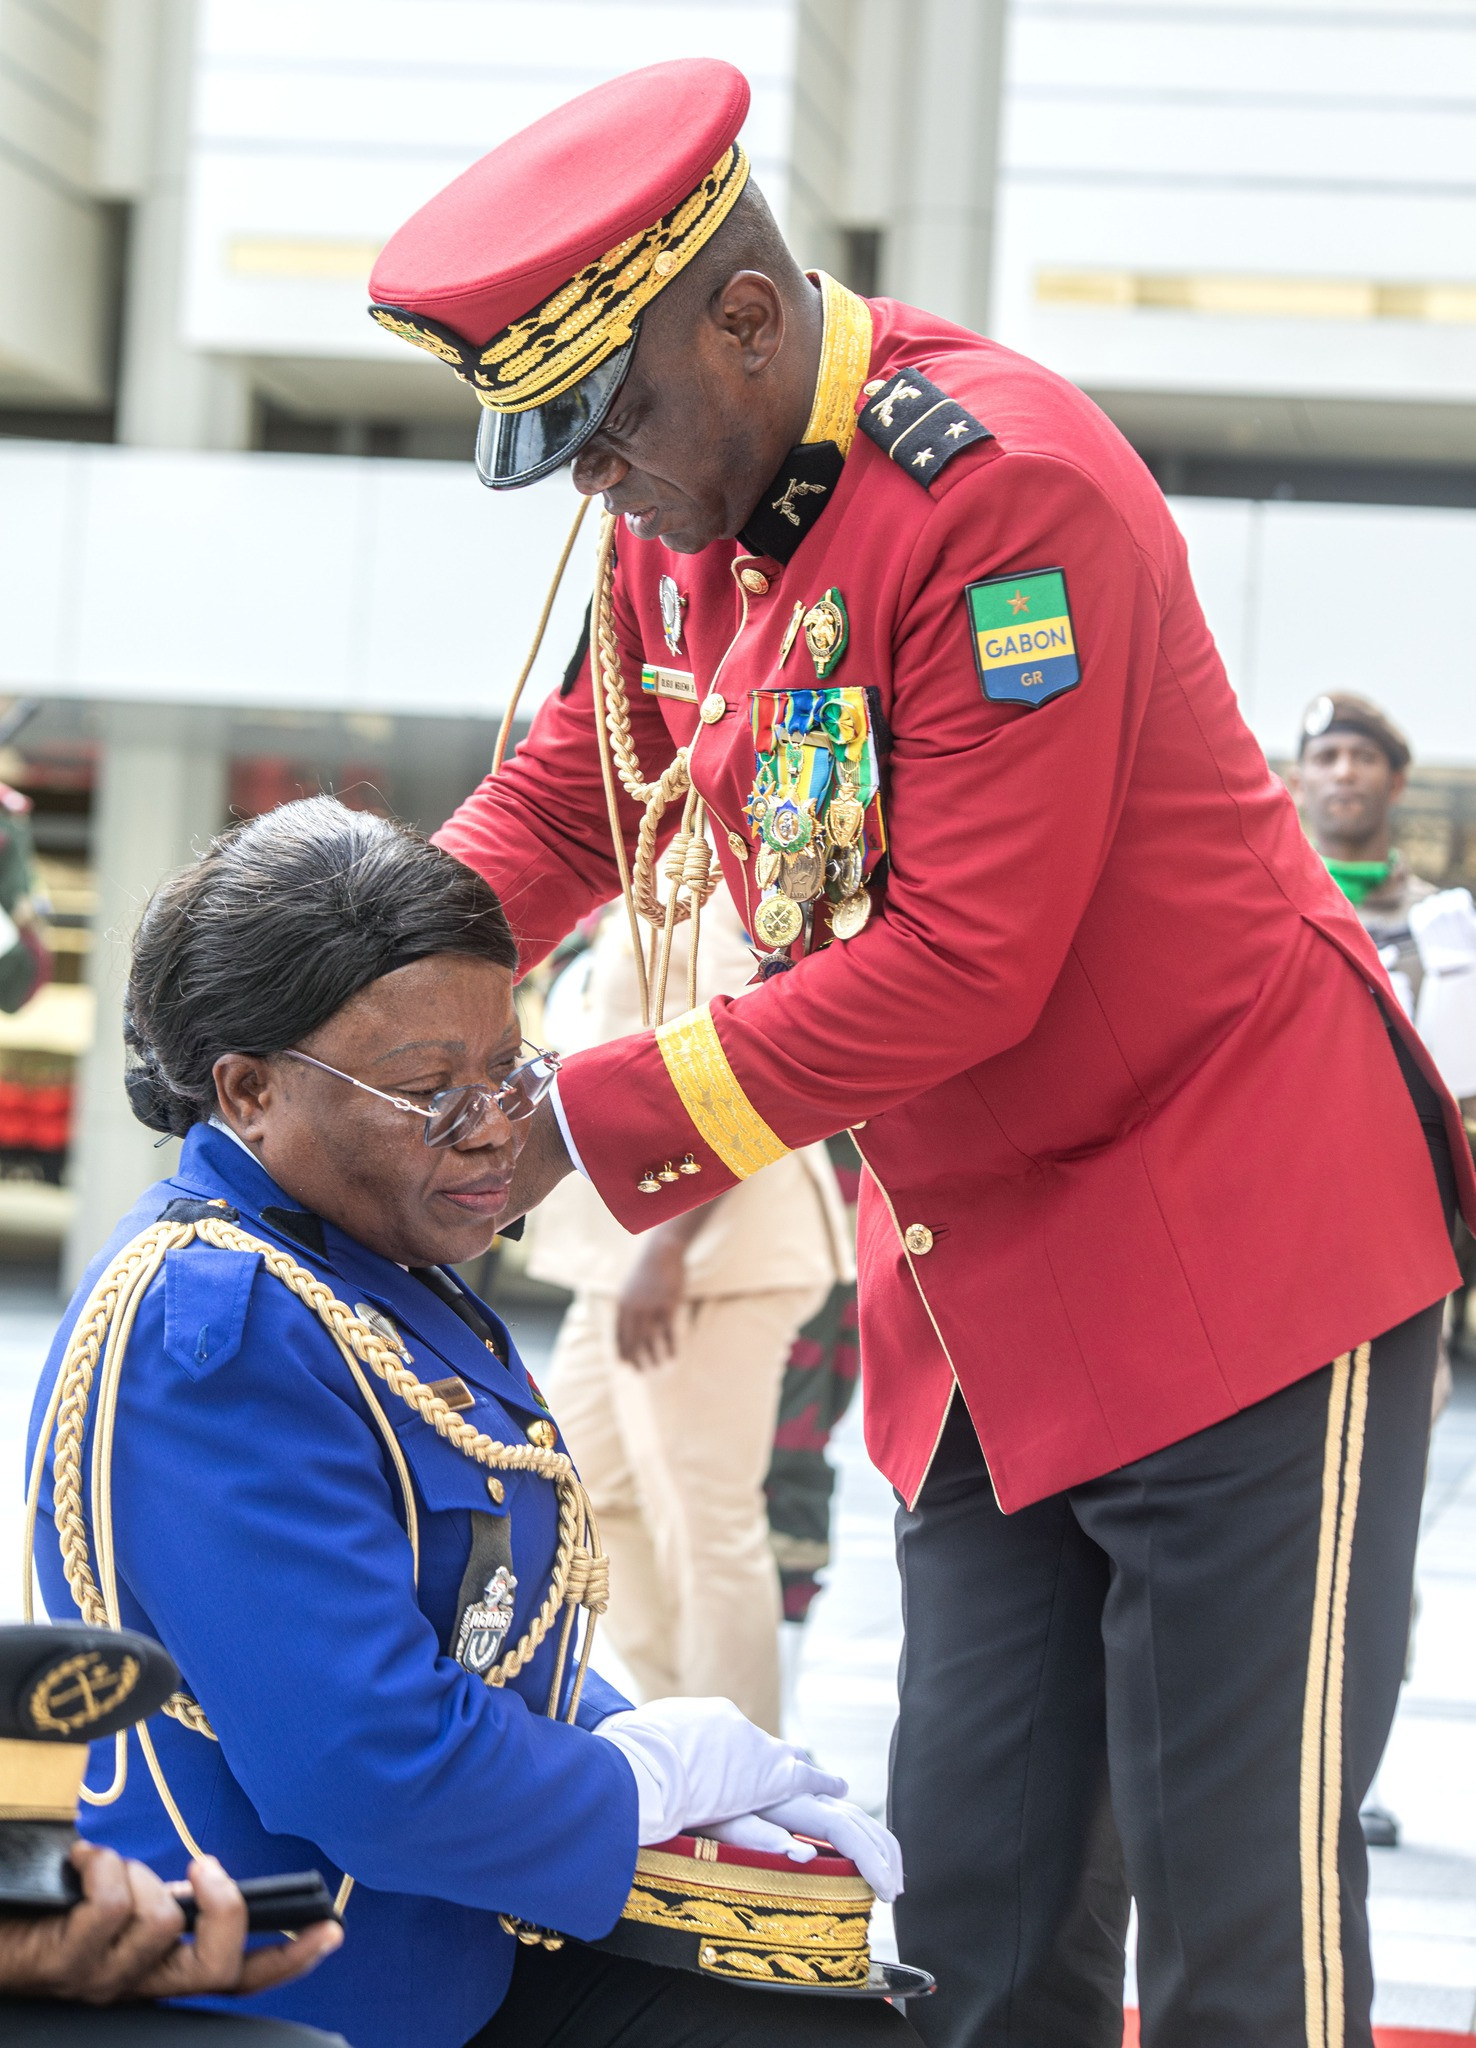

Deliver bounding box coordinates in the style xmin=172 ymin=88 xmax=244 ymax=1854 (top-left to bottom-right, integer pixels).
xmin=166 ymin=1124 xmax=541 ymax=1417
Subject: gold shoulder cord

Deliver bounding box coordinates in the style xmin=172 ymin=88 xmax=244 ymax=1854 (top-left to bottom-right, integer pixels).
xmin=492 ymin=276 xmax=873 ymax=1032
xmin=21 ymin=1215 xmax=608 ymax=1922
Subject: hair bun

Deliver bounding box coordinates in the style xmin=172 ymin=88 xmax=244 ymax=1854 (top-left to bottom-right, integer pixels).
xmin=122 ymin=1013 xmax=196 ymax=1139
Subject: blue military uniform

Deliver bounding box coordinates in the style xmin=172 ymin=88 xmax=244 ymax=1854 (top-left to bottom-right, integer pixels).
xmin=26 ymin=1124 xmax=639 ymax=2048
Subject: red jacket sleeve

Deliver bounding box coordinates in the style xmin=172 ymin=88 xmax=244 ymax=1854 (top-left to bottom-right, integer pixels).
xmin=557 ymin=452 xmax=1169 ymax=1224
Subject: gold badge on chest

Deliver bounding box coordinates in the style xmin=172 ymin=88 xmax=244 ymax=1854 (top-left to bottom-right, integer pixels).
xmin=743 ymin=589 xmax=886 ymax=960
xmin=658 ymin=575 xmax=686 ymax=656
xmin=802 ymin=590 xmax=849 ymax=680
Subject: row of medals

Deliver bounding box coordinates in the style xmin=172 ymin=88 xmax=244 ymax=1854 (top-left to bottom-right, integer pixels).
xmin=747 ymin=590 xmax=873 ymax=956
xmin=748 ymin=754 xmax=871 ymax=954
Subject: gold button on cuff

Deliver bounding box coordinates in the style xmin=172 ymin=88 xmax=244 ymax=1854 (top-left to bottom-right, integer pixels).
xmin=526 ymin=1419 xmax=557 ymax=1451
xmin=699 ymin=694 xmax=726 ymax=724
xmin=739 ymin=568 xmax=770 ymax=595
xmin=904 ymin=1224 xmax=934 ymax=1255
xmin=486 ymin=1476 xmax=505 ymax=1505
xmin=638 ymin=1172 xmax=661 ymax=1193
xmin=727 ymin=831 xmax=749 ymax=862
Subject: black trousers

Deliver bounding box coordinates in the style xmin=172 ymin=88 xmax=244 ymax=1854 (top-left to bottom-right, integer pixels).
xmin=470 ymin=1941 xmax=924 ymax=2046
xmin=889 ymin=1293 xmax=1444 ymax=2048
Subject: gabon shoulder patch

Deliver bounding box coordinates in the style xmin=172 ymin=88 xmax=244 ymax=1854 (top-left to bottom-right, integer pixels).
xmin=965 ymin=568 xmax=1081 ymax=708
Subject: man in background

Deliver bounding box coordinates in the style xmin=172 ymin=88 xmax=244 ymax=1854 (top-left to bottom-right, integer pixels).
xmin=525 ymin=895 xmax=852 ymax=1734
xmin=763 ymin=1134 xmax=862 ymax=1736
xmin=1292 ymin=690 xmax=1476 ymax=1848
xmin=1293 ymin=694 xmax=1432 ymax=1002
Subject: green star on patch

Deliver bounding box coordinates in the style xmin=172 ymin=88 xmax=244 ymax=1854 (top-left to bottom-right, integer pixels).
xmin=965 ymin=568 xmax=1081 ymax=708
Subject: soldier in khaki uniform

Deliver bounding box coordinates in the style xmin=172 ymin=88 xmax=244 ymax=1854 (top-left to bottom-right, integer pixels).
xmin=526 ymin=894 xmax=852 ymax=1733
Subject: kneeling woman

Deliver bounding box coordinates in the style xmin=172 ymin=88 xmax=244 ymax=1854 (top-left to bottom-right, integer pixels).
xmin=26 ymin=801 xmax=911 ymax=2048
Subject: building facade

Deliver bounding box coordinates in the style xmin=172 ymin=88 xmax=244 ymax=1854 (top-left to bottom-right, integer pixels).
xmin=0 ymin=0 xmax=1471 ymax=1276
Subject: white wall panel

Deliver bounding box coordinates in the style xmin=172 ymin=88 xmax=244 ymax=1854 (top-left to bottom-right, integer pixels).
xmin=184 ymin=0 xmax=803 ymax=358
xmin=1166 ymin=494 xmax=1476 ymax=766
xmin=3 ymin=446 xmax=1472 ymax=767
xmin=1004 ymin=100 xmax=1476 ymax=189
xmin=0 ymin=443 xmax=82 ymax=683
xmin=1246 ymin=502 xmax=1476 ymax=765
xmin=1008 ymin=7 xmax=1476 ymax=99
xmin=993 ymin=1 xmax=1476 ymax=409
xmin=0 ymin=0 xmax=111 ymax=403
xmin=355 ymin=465 xmax=593 ymax=713
xmin=0 ymin=443 xmax=593 ymax=721
xmin=1163 ymin=496 xmax=1254 ymax=693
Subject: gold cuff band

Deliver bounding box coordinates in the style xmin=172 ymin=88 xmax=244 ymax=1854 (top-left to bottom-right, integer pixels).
xmin=655 ymin=1007 xmax=788 ymax=1180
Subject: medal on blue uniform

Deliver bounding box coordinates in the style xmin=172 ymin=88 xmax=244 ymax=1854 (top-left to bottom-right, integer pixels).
xmin=456 ymin=1564 xmax=518 ymax=1675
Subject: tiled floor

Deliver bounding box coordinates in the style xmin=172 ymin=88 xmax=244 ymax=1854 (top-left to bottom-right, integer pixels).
xmin=6 ymin=1275 xmax=1475 ymax=2030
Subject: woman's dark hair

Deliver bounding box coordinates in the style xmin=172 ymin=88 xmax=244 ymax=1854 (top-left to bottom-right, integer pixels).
xmin=124 ymin=797 xmax=519 ymax=1138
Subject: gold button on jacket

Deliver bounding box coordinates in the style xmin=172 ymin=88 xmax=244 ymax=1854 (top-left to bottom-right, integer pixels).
xmin=904 ymin=1224 xmax=934 ymax=1256
xmin=526 ymin=1419 xmax=557 ymax=1451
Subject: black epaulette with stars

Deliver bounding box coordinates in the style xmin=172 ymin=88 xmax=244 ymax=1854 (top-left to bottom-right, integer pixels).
xmin=857 ymin=369 xmax=993 ymax=483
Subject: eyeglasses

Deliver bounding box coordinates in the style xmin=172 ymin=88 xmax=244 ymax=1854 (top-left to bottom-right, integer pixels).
xmin=282 ymin=1042 xmax=561 ymax=1149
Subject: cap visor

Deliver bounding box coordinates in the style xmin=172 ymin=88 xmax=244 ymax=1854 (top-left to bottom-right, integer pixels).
xmin=475 ymin=328 xmax=638 ymax=489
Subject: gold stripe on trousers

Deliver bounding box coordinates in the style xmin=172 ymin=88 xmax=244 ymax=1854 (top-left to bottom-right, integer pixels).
xmin=1300 ymin=1342 xmax=1372 ymax=2048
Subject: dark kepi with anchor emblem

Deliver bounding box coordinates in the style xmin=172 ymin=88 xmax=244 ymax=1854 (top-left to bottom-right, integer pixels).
xmin=0 ymin=1623 xmax=180 ymax=1911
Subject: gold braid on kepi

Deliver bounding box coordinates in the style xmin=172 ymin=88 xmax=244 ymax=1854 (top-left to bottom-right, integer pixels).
xmin=370 ymin=145 xmax=749 ymax=414
xmin=578 ymin=1832 xmax=936 ymax=2001
xmin=368 ymin=59 xmax=755 ymax=486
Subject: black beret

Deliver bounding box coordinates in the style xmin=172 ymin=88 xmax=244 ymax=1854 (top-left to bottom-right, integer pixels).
xmin=1299 ymin=693 xmax=1411 ymax=773
xmin=0 ymin=1624 xmax=179 ymax=1744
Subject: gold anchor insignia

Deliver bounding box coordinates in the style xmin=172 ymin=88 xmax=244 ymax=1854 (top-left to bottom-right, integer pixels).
xmin=770 ymin=477 xmax=828 ymax=528
xmin=872 ymin=381 xmax=921 ymax=430
xmin=29 ymin=1651 xmax=141 ymax=1735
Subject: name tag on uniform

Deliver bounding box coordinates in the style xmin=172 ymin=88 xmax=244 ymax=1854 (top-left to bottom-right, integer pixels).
xmin=424 ymin=1375 xmax=474 ymax=1412
xmin=965 ymin=568 xmax=1081 ymax=708
xmin=641 ymin=664 xmax=698 ymax=703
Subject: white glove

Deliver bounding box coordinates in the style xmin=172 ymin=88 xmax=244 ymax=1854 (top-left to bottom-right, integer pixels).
xmin=594 ymin=1696 xmax=845 ymax=1844
xmin=710 ymin=1794 xmax=904 ymax=1903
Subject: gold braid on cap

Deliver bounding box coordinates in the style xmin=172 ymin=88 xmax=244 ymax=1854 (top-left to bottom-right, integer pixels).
xmin=370 ymin=145 xmax=750 ymax=413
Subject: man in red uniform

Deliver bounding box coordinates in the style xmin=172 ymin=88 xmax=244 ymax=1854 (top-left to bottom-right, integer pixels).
xmin=368 ymin=60 xmax=1474 ymax=2048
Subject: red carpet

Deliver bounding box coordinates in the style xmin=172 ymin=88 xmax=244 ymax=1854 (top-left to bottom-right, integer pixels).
xmin=1124 ymin=2015 xmax=1470 ymax=2045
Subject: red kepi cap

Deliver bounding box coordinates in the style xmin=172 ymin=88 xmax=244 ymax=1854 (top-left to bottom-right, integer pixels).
xmin=368 ymin=59 xmax=752 ymax=487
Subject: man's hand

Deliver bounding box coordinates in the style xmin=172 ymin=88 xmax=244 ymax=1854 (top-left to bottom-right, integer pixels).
xmin=614 ymin=1196 xmax=728 ymax=1369
xmin=503 ymin=1095 xmax=574 ymax=1226
xmin=0 ymin=1843 xmax=342 ymax=2005
xmin=617 ymin=1236 xmax=687 ymax=1368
